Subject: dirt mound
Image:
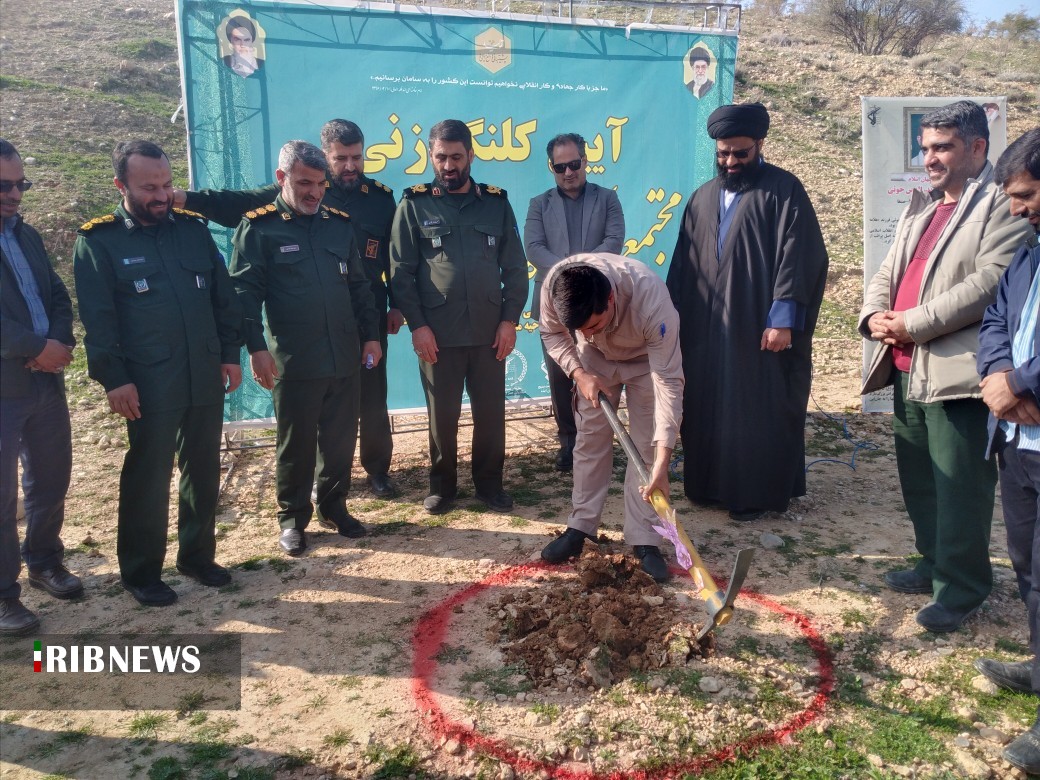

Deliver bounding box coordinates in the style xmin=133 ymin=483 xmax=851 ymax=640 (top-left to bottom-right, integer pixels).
xmin=490 ymin=548 xmax=715 ymax=690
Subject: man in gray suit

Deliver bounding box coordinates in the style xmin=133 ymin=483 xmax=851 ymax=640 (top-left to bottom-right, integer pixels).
xmin=524 ymin=133 xmax=625 ymax=471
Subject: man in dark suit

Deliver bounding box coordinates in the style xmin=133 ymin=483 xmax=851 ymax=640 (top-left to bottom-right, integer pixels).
xmin=524 ymin=133 xmax=625 ymax=471
xmin=1 ymin=139 xmax=82 ymax=635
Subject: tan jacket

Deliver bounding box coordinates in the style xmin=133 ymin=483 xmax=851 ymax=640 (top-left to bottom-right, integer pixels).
xmin=540 ymin=252 xmax=684 ymax=446
xmin=860 ymin=163 xmax=1030 ymax=402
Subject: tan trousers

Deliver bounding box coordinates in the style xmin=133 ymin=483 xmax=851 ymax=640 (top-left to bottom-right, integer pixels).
xmin=567 ymin=355 xmax=662 ymax=548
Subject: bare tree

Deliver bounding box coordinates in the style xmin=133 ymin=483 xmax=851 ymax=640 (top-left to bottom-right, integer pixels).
xmin=814 ymin=0 xmax=964 ymax=56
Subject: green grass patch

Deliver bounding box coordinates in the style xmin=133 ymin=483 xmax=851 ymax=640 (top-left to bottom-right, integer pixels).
xmin=323 ymin=728 xmax=353 ymax=748
xmin=115 ymin=39 xmax=177 ymax=59
xmin=698 ymin=727 xmax=870 ymax=779
xmin=368 ymin=520 xmax=411 ymax=536
xmin=176 ymin=690 xmax=207 ymax=715
xmin=995 ymin=637 xmax=1030 ymax=654
xmin=530 ymin=702 xmax=561 ymax=721
xmin=128 ymin=713 xmax=168 ymax=740
xmin=862 ymin=710 xmax=947 ymax=764
xmin=851 ymin=631 xmax=885 ymax=673
xmin=840 ymin=608 xmax=872 ymax=628
xmin=274 ymin=747 xmax=314 ymax=770
xmin=815 ymin=297 xmax=859 ymax=339
xmin=364 ymin=743 xmax=427 ymax=779
xmin=186 ymin=740 xmax=233 ymax=767
xmin=146 ymin=756 xmax=185 ymax=780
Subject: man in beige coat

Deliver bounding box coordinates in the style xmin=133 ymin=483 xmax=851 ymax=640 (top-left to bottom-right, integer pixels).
xmin=538 ymin=253 xmax=684 ymax=582
xmin=860 ymin=100 xmax=1032 ymax=632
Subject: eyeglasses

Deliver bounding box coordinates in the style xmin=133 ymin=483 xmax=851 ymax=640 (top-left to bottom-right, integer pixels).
xmin=551 ymin=159 xmax=583 ymax=174
xmin=0 ymin=179 xmax=32 ymax=194
xmin=715 ymin=146 xmax=757 ymax=161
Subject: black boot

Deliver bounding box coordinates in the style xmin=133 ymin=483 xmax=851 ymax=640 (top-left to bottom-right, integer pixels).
xmin=1005 ymin=718 xmax=1040 ymax=775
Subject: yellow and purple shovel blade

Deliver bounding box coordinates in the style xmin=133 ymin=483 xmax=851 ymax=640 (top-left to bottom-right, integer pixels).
xmin=599 ymin=393 xmax=755 ymax=641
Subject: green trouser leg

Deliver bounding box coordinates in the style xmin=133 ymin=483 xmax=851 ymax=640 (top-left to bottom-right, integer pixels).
xmin=359 ymin=317 xmax=393 ymax=477
xmin=418 ymin=345 xmax=505 ymax=497
xmin=272 ymin=376 xmax=359 ymax=530
xmin=892 ymin=370 xmax=996 ymax=611
xmin=118 ymin=404 xmax=223 ymax=586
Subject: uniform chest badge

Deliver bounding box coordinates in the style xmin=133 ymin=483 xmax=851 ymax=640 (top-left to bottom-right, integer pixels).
xmin=134 ymin=279 xmax=150 ymax=293
xmin=487 ymin=236 xmax=496 ymax=247
xmin=280 ymin=245 xmax=300 ymax=253
xmin=339 ymin=261 xmax=349 ymax=275
xmin=432 ymin=237 xmax=442 ymax=248
xmin=366 ymin=239 xmax=379 ymax=259
xmin=122 ymin=256 xmax=146 ymax=265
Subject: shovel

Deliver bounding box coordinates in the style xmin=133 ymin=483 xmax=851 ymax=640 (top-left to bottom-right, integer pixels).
xmin=598 ymin=392 xmax=755 ymax=641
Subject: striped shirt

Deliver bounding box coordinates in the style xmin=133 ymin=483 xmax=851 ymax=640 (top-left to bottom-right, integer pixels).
xmin=1 ymin=215 xmax=49 ymax=337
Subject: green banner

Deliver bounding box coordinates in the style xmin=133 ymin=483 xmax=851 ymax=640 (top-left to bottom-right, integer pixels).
xmin=176 ymin=0 xmax=737 ymax=420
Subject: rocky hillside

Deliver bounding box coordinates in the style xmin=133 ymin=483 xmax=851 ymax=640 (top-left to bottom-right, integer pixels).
xmin=1 ymin=0 xmax=1037 ymax=318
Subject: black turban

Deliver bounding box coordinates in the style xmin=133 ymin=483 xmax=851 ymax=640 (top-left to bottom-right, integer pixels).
xmin=688 ymin=47 xmax=711 ymax=65
xmin=707 ymin=103 xmax=770 ymax=140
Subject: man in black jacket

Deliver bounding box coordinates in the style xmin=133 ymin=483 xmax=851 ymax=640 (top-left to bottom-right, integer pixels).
xmin=0 ymin=139 xmax=82 ymax=635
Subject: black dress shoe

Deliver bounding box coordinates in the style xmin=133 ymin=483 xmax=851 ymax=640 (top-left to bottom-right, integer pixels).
xmin=367 ymin=474 xmax=396 ymax=498
xmin=475 ymin=490 xmax=514 ymax=513
xmin=974 ymin=658 xmax=1035 ymax=695
xmin=28 ymin=565 xmax=84 ymax=599
xmin=423 ymin=494 xmax=456 ymax=515
xmin=634 ymin=545 xmax=671 ymax=583
xmin=555 ymin=446 xmax=574 ymax=473
xmin=0 ymin=598 xmax=40 ymax=636
xmin=176 ymin=561 xmax=232 ymax=587
xmin=541 ymin=528 xmax=596 ymax=563
xmin=279 ymin=528 xmax=307 ymax=556
xmin=331 ymin=514 xmax=368 ymax=539
xmin=122 ymin=580 xmax=177 ymax=607
xmin=915 ymin=601 xmax=978 ymax=633
xmin=1005 ymin=719 xmax=1040 ymax=774
xmin=885 ymin=569 xmax=933 ymax=594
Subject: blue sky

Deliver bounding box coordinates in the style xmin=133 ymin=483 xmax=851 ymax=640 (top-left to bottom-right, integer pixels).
xmin=958 ymin=0 xmax=1035 ymax=25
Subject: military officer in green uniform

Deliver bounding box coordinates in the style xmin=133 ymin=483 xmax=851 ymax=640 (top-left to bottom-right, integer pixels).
xmin=390 ymin=119 xmax=528 ymax=515
xmin=175 ymin=119 xmax=400 ymax=498
xmin=74 ymin=140 xmax=243 ymax=606
xmin=229 ymin=140 xmax=380 ymax=556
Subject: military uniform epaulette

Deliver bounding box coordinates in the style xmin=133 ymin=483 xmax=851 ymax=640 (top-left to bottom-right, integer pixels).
xmin=324 ymin=206 xmax=351 ymax=220
xmin=244 ymin=203 xmax=279 ymax=220
xmin=173 ymin=207 xmax=207 ymax=222
xmin=482 ymin=184 xmax=507 ymax=197
xmin=402 ymin=183 xmax=430 ymax=199
xmin=371 ymin=179 xmax=392 ymax=194
xmin=78 ymin=213 xmax=117 ymax=234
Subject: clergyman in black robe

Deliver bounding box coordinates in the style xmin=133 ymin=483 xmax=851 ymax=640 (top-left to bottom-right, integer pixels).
xmin=666 ymin=103 xmax=829 ymax=520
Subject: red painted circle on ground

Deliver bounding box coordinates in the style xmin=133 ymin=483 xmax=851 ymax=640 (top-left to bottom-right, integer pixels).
xmin=412 ymin=562 xmax=835 ymax=779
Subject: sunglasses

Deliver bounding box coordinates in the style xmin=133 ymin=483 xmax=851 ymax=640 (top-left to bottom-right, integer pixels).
xmin=551 ymin=159 xmax=583 ymax=174
xmin=0 ymin=179 xmax=33 ymax=194
xmin=715 ymin=146 xmax=757 ymax=161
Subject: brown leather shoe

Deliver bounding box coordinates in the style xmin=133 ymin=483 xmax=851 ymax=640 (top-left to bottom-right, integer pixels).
xmin=28 ymin=565 xmax=84 ymax=599
xmin=0 ymin=598 xmax=41 ymax=636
